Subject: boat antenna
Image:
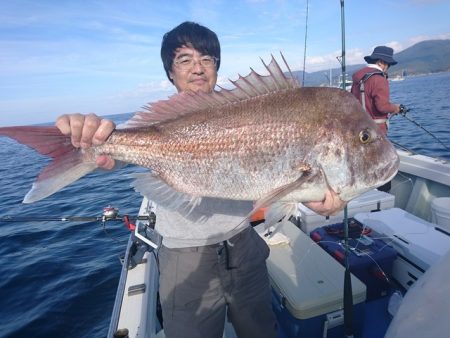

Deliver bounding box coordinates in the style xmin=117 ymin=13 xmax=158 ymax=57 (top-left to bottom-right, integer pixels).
xmin=301 ymin=0 xmax=310 ymax=86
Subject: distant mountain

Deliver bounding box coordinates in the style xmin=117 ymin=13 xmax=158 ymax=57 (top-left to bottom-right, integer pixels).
xmin=391 ymin=39 xmax=450 ymax=75
xmin=296 ymin=39 xmax=450 ymax=86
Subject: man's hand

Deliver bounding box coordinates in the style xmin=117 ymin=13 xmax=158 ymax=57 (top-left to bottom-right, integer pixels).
xmin=391 ymin=103 xmax=401 ymax=114
xmin=303 ymin=189 xmax=347 ymax=216
xmin=55 ymin=113 xmax=116 ymax=169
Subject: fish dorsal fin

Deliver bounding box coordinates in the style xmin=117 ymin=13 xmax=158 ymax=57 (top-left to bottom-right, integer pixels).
xmin=222 ymin=54 xmax=299 ymax=99
xmin=123 ymin=53 xmax=299 ymax=128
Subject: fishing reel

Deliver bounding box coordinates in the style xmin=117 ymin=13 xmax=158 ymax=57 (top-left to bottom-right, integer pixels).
xmin=103 ymin=206 xmax=119 ymax=221
xmin=399 ymin=104 xmax=409 ymax=116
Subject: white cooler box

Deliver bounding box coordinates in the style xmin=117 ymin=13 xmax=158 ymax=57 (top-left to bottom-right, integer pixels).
xmin=266 ymin=220 xmax=367 ymax=338
xmin=354 ymin=208 xmax=450 ymax=290
xmin=297 ymin=189 xmax=395 ymax=234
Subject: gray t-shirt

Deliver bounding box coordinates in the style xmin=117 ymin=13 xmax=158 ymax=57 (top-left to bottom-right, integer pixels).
xmin=155 ymin=198 xmax=253 ymax=248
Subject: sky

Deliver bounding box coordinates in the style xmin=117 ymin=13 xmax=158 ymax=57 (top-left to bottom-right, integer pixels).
xmin=1 ymin=0 xmax=449 ymax=126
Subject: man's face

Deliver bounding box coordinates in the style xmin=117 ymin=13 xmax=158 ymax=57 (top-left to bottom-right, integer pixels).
xmin=169 ymin=45 xmax=218 ymax=93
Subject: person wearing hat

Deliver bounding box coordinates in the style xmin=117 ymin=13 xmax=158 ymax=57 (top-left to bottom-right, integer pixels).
xmin=351 ymin=46 xmax=403 ymax=193
xmin=351 ymin=46 xmax=402 ymax=135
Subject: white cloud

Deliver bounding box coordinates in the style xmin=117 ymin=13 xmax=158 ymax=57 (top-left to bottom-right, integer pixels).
xmin=407 ymin=33 xmax=450 ymax=47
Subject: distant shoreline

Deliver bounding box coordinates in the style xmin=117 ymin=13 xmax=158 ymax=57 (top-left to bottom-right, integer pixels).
xmin=315 ymin=69 xmax=450 ymax=88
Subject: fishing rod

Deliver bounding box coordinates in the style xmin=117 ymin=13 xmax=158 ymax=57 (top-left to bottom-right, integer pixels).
xmin=301 ymin=0 xmax=309 ymax=86
xmin=394 ymin=105 xmax=450 ymax=153
xmin=0 ymin=206 xmax=154 ymax=230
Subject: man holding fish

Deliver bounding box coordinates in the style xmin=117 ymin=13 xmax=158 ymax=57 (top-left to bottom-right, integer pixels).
xmin=55 ymin=22 xmax=347 ymax=338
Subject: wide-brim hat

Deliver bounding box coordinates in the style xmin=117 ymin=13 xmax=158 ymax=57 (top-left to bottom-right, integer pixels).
xmin=364 ymin=46 xmax=398 ymax=66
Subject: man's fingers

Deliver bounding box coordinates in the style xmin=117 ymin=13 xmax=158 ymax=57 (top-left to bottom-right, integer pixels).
xmin=55 ymin=114 xmax=71 ymax=135
xmin=93 ymin=119 xmax=116 ymax=145
xmin=55 ymin=113 xmax=114 ymax=149
xmin=67 ymin=113 xmax=86 ymax=148
xmin=80 ymin=114 xmax=102 ymax=148
xmin=55 ymin=113 xmax=116 ymax=170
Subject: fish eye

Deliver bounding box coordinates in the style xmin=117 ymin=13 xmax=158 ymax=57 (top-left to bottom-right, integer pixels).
xmin=359 ymin=129 xmax=371 ymax=144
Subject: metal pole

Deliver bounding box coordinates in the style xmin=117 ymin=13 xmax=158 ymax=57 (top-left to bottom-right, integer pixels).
xmin=340 ymin=1 xmax=354 ymax=337
xmin=340 ymin=0 xmax=347 ymax=90
xmin=343 ymin=206 xmax=354 ymax=338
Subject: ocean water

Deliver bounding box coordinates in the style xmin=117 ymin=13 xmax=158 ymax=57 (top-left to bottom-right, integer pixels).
xmin=0 ymin=72 xmax=449 ymax=338
xmin=389 ymin=71 xmax=450 ymax=160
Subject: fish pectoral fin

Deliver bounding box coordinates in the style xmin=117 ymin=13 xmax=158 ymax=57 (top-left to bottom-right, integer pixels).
xmin=245 ymin=169 xmax=317 ymax=223
xmin=251 ymin=170 xmax=315 ymax=214
xmin=244 ymin=171 xmax=316 ymax=233
xmin=129 ymin=172 xmax=201 ymax=214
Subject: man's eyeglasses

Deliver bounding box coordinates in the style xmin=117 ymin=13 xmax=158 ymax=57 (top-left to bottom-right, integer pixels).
xmin=174 ymin=56 xmax=219 ymax=70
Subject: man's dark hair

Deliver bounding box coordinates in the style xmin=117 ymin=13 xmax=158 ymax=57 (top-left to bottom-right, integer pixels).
xmin=161 ymin=21 xmax=221 ymax=83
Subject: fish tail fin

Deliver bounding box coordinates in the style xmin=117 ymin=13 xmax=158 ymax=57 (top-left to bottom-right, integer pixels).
xmin=0 ymin=126 xmax=97 ymax=203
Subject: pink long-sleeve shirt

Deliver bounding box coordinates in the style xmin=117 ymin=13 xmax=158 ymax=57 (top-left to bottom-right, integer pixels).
xmin=351 ymin=66 xmax=398 ymax=134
